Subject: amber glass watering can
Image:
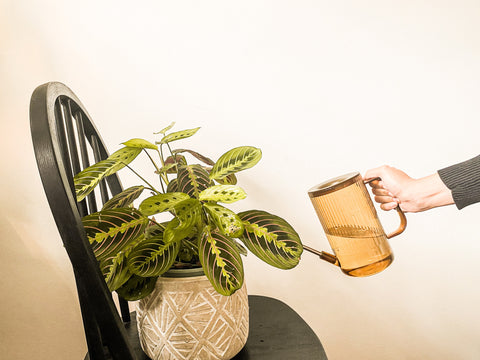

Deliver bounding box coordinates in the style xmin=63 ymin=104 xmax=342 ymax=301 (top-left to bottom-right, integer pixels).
xmin=305 ymin=172 xmax=407 ymax=277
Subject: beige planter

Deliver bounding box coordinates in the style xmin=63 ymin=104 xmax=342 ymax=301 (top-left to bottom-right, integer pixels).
xmin=136 ymin=268 xmax=249 ymax=360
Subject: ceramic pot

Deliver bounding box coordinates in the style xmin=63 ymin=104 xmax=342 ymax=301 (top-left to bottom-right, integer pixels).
xmin=136 ymin=268 xmax=249 ymax=360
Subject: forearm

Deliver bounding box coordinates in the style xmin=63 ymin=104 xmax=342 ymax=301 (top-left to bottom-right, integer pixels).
xmin=400 ymin=173 xmax=454 ymax=212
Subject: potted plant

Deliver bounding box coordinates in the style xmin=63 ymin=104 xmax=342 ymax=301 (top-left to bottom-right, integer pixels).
xmin=74 ymin=123 xmax=303 ymax=360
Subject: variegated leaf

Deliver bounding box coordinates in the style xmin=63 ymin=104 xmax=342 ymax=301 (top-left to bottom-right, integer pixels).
xmin=99 ymin=252 xmax=131 ymax=291
xmin=237 ymin=210 xmax=303 ymax=269
xmin=127 ymin=233 xmax=181 ymax=277
xmin=159 ymin=127 xmax=200 ymax=144
xmin=82 ymin=208 xmax=148 ymax=260
xmin=74 ymin=159 xmax=117 ymax=202
xmin=167 ymin=178 xmax=178 ymax=193
xmin=74 ymin=147 xmax=142 ymax=202
xmin=102 ymin=147 xmax=142 ymax=174
xmin=155 ymin=121 xmax=176 ymax=135
xmin=172 ymin=149 xmax=215 ymax=166
xmin=121 ymin=138 xmax=158 ymax=150
xmin=199 ymin=227 xmax=244 ymax=296
xmin=203 ymin=203 xmax=244 ymax=238
xmin=116 ymin=274 xmax=157 ymax=301
xmin=164 ymin=199 xmax=203 ymax=243
xmin=199 ymin=185 xmax=246 ymax=204
xmin=139 ymin=192 xmax=190 ymax=216
xmin=102 ymin=186 xmax=146 ymax=210
xmin=215 ymin=173 xmax=238 ymax=185
xmin=209 ymin=146 xmax=262 ymax=180
xmin=176 ymin=165 xmax=213 ymax=198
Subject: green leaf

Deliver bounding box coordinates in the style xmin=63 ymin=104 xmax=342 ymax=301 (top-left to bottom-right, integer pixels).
xmin=176 ymin=165 xmax=213 ymax=198
xmin=102 ymin=186 xmax=145 ymax=210
xmin=121 ymin=138 xmax=158 ymax=150
xmin=155 ymin=121 xmax=176 ymax=135
xmin=164 ymin=199 xmax=203 ymax=243
xmin=82 ymin=208 xmax=148 ymax=260
xmin=159 ymin=127 xmax=200 ymax=144
xmin=116 ymin=275 xmax=157 ymax=301
xmin=99 ymin=252 xmax=132 ymax=291
xmin=209 ymin=146 xmax=262 ymax=180
xmin=74 ymin=159 xmax=117 ymax=202
xmin=127 ymin=232 xmax=181 ymax=277
xmin=199 ymin=227 xmax=244 ymax=296
xmin=74 ymin=147 xmax=142 ymax=202
xmin=237 ymin=210 xmax=303 ymax=269
xmin=101 ymin=232 xmax=148 ymax=292
xmin=167 ymin=178 xmax=178 ymax=193
xmin=139 ymin=192 xmax=190 ymax=216
xmin=199 ymin=185 xmax=246 ymax=204
xmin=104 ymin=147 xmax=143 ymax=172
xmin=215 ymin=173 xmax=238 ymax=185
xmin=203 ymin=203 xmax=244 ymax=238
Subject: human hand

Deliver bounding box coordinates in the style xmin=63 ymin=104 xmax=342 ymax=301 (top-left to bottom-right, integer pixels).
xmin=364 ymin=165 xmax=454 ymax=213
xmin=364 ymin=165 xmax=414 ymax=211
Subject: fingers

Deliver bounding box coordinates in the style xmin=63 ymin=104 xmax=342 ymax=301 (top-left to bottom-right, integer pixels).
xmin=373 ymin=186 xmax=399 ymax=207
xmin=380 ymin=202 xmax=399 ymax=211
xmin=364 ymin=166 xmax=389 ymax=183
xmin=367 ymin=179 xmax=382 ymax=189
xmin=368 ymin=180 xmax=396 ymax=198
xmin=371 ymin=186 xmax=391 ymax=197
xmin=364 ymin=167 xmax=400 ymax=210
xmin=374 ymin=194 xmax=398 ymax=205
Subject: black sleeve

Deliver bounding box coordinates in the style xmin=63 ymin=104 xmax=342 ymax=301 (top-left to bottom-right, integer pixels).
xmin=437 ymin=155 xmax=480 ymax=209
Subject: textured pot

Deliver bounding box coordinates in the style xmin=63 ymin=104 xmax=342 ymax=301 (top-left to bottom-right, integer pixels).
xmin=136 ymin=268 xmax=249 ymax=360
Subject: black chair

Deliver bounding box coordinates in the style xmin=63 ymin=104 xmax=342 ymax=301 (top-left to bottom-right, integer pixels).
xmin=30 ymin=82 xmax=328 ymax=360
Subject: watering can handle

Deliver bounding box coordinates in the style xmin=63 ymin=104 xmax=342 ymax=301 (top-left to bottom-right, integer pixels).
xmin=364 ymin=177 xmax=407 ymax=239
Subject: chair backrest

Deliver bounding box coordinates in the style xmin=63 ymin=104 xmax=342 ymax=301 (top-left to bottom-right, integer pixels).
xmin=30 ymin=82 xmax=137 ymax=360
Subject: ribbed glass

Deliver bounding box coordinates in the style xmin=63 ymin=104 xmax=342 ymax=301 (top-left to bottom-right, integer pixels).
xmin=310 ymin=178 xmax=393 ymax=276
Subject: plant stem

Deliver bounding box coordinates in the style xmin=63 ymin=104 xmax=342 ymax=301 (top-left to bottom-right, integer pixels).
xmin=149 ymin=218 xmax=166 ymax=230
xmin=166 ymin=143 xmax=177 ymax=165
xmin=144 ymin=149 xmax=162 ymax=174
xmin=183 ymin=238 xmax=198 ymax=252
xmin=156 ymin=147 xmax=169 ymax=190
xmin=123 ymin=163 xmax=161 ymax=194
xmin=159 ymin=145 xmax=165 ymax=167
xmin=143 ymin=149 xmax=167 ymax=192
xmin=159 ymin=178 xmax=166 ymax=193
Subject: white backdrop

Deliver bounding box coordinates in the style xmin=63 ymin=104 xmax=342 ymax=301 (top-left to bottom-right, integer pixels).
xmin=2 ymin=1 xmax=480 ymax=359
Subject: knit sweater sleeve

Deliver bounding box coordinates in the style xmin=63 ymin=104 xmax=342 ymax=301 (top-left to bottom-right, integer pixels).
xmin=437 ymin=155 xmax=480 ymax=209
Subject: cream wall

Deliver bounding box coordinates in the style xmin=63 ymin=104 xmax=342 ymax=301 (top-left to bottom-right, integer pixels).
xmin=2 ymin=1 xmax=480 ymax=359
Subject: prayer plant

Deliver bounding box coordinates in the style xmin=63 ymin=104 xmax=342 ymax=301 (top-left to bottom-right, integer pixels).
xmin=74 ymin=124 xmax=303 ymax=299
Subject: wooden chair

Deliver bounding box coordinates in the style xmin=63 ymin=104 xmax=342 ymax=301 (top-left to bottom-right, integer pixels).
xmin=30 ymin=82 xmax=328 ymax=360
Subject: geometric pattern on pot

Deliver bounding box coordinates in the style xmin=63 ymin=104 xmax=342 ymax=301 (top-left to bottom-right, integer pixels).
xmin=136 ymin=275 xmax=249 ymax=360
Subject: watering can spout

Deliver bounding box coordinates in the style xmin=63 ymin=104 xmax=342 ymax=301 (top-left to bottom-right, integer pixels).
xmin=303 ymin=245 xmax=340 ymax=267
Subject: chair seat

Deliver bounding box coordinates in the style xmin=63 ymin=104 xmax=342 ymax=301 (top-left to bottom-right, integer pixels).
xmin=85 ymin=295 xmax=327 ymax=360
